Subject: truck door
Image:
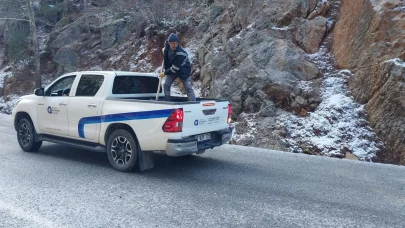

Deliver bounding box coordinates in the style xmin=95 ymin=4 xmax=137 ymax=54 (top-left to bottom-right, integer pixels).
xmin=37 ymin=75 xmax=76 ymax=136
xmin=68 ymin=74 xmax=106 ymax=142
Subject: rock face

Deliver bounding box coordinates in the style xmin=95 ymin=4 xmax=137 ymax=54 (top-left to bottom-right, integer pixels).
xmin=362 ymin=60 xmax=405 ymax=163
xmin=101 ymin=19 xmax=127 ymax=50
xmin=294 ymin=16 xmax=327 ymax=54
xmin=91 ymin=0 xmax=112 ymax=7
xmin=51 ymin=26 xmax=81 ymax=49
xmin=194 ymin=0 xmax=328 ymax=149
xmin=53 ymin=48 xmax=79 ymax=72
xmin=213 ymin=33 xmax=320 ymax=116
xmin=332 ymin=0 xmax=405 ymax=164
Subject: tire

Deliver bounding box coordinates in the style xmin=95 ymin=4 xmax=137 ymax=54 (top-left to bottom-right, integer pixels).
xmin=17 ymin=118 xmax=42 ymax=152
xmin=106 ymin=129 xmax=139 ymax=172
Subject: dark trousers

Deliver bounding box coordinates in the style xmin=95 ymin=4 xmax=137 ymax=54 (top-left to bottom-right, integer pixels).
xmin=164 ymin=75 xmax=196 ymax=101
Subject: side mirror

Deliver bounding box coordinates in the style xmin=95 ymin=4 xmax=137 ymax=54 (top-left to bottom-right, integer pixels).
xmin=34 ymin=88 xmax=44 ymax=96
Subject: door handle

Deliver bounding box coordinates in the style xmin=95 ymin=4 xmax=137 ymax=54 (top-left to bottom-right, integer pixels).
xmin=59 ymin=103 xmax=67 ymax=106
xmin=88 ymin=104 xmax=97 ymax=108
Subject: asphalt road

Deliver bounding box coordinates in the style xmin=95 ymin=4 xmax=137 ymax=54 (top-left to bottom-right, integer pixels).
xmin=0 ymin=114 xmax=404 ymax=228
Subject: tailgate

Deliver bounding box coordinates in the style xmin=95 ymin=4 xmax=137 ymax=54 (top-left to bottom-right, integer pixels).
xmin=182 ymin=100 xmax=229 ymax=137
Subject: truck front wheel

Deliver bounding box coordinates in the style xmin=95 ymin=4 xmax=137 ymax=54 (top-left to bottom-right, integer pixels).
xmin=106 ymin=129 xmax=138 ymax=172
xmin=17 ymin=118 xmax=42 ymax=152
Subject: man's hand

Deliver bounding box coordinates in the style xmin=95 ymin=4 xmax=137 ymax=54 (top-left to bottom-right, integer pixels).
xmin=159 ymin=72 xmax=165 ymax=79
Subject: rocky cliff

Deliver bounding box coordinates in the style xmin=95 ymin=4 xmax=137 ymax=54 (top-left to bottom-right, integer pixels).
xmin=332 ymin=0 xmax=405 ymax=164
xmin=193 ymin=0 xmax=330 ymax=150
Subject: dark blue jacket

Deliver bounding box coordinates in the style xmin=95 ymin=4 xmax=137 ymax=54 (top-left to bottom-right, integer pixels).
xmin=164 ymin=41 xmax=191 ymax=80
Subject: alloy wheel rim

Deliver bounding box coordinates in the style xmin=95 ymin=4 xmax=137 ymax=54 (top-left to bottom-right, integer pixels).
xmin=111 ymin=136 xmax=132 ymax=166
xmin=18 ymin=123 xmax=31 ymax=147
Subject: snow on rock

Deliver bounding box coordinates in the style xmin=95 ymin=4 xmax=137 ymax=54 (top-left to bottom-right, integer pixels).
xmin=385 ymin=58 xmax=405 ymax=68
xmin=277 ymin=70 xmax=382 ymax=160
xmin=37 ymin=26 xmax=49 ymax=52
xmin=0 ymin=70 xmax=12 ymax=88
xmin=130 ymin=41 xmax=155 ymax=72
xmin=193 ymin=80 xmax=202 ymax=98
xmin=15 ymin=60 xmax=30 ymax=71
xmin=0 ymin=74 xmax=4 ymax=88
xmin=231 ymin=113 xmax=258 ymax=144
xmin=89 ymin=65 xmax=103 ymax=71
xmin=274 ymin=0 xmax=383 ymax=161
xmin=184 ymin=46 xmax=197 ymax=64
xmin=232 ymin=0 xmax=383 ymax=161
xmin=271 ymin=26 xmax=290 ymax=31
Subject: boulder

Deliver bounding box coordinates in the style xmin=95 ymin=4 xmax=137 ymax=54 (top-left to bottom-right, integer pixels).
xmin=53 ymin=48 xmax=79 ymax=72
xmin=51 ymin=26 xmax=81 ymax=49
xmin=100 ymin=19 xmax=127 ymax=49
xmin=294 ymin=16 xmax=327 ymax=54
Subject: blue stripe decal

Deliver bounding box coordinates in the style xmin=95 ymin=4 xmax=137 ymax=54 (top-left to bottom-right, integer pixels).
xmin=78 ymin=109 xmax=175 ymax=138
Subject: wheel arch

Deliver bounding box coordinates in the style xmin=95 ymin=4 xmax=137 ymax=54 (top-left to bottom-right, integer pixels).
xmin=104 ymin=123 xmax=141 ymax=150
xmin=14 ymin=112 xmax=33 ymax=131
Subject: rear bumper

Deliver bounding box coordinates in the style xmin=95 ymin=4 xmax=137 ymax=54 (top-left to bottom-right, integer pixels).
xmin=165 ymin=128 xmax=233 ymax=157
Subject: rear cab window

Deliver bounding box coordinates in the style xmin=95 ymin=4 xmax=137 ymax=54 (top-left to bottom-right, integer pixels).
xmin=112 ymin=76 xmax=161 ymax=94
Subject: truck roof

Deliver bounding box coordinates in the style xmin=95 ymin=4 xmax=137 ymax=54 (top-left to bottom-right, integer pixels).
xmin=66 ymin=71 xmax=157 ymax=77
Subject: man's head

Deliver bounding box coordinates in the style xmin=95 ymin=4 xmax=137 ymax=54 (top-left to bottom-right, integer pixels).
xmin=168 ymin=33 xmax=179 ymax=50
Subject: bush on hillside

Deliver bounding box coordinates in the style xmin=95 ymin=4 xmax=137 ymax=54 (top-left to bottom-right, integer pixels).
xmin=5 ymin=21 xmax=30 ymax=62
xmin=37 ymin=3 xmax=63 ymax=25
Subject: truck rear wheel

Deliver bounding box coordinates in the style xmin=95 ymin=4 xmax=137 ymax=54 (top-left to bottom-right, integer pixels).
xmin=106 ymin=129 xmax=138 ymax=172
xmin=17 ymin=118 xmax=42 ymax=152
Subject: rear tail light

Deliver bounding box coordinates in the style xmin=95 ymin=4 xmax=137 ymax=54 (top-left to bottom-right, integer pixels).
xmin=227 ymin=104 xmax=232 ymax=124
xmin=162 ymin=108 xmax=184 ymax=132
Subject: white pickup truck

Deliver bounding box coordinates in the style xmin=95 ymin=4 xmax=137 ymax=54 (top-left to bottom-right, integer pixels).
xmin=12 ymin=71 xmax=233 ymax=171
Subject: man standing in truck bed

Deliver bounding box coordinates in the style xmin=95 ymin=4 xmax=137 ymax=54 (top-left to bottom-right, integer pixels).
xmin=159 ymin=33 xmax=196 ymax=101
